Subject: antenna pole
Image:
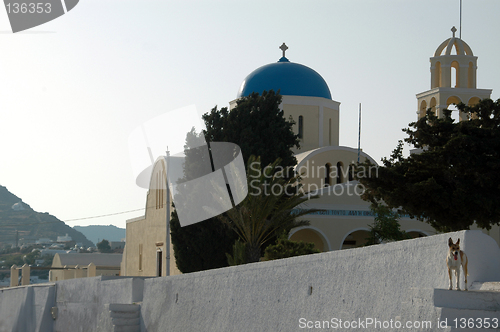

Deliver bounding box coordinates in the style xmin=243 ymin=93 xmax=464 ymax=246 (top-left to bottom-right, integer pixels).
xmin=357 ymin=103 xmax=361 ymax=164
xmin=459 ymin=0 xmax=462 ymax=39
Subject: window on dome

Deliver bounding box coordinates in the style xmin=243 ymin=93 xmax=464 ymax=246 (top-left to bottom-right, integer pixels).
xmin=298 ymin=116 xmax=304 ymax=139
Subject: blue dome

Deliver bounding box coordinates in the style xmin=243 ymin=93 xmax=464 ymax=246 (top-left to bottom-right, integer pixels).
xmin=237 ymin=57 xmax=332 ymax=100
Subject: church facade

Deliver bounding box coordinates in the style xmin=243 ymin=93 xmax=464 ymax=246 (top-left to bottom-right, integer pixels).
xmin=122 ymin=32 xmax=499 ymax=277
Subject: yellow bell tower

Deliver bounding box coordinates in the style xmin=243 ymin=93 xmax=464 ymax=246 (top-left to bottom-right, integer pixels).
xmin=416 ymin=27 xmax=492 ymax=121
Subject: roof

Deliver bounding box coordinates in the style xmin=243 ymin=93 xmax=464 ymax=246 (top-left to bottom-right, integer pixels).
xmin=237 ymin=57 xmax=332 ymax=100
xmin=54 ymin=253 xmax=122 ymax=267
xmin=434 ymin=27 xmax=474 ymax=57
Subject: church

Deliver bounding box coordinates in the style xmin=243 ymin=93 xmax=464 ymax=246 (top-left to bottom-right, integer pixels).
xmin=122 ymin=28 xmax=499 ymax=277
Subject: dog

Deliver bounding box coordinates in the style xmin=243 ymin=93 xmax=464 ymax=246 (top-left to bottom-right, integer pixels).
xmin=447 ymin=237 xmax=468 ymax=291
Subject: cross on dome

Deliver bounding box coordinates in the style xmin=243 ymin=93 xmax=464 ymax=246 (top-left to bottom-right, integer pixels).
xmin=279 ymin=43 xmax=288 ymax=58
xmin=451 ymin=26 xmax=457 ymax=38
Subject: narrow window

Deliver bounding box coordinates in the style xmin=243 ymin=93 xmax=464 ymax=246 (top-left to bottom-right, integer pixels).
xmin=156 ymin=249 xmax=163 ymax=277
xmin=336 ymin=162 xmax=344 ymax=184
xmin=451 ymin=61 xmax=460 ymax=88
xmin=348 ymin=164 xmax=354 ymax=182
xmin=139 ymin=244 xmax=143 ymax=271
xmin=298 ymin=115 xmax=303 ymax=139
xmin=324 ymin=163 xmax=331 ymax=186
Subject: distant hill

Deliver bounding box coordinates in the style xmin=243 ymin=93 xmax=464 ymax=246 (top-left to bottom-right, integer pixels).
xmin=73 ymin=225 xmax=126 ymax=246
xmin=0 ymin=185 xmax=93 ymax=247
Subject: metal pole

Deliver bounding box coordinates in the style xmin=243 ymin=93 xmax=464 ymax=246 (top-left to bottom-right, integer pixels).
xmin=357 ymin=103 xmax=361 ymax=163
xmin=460 ymin=0 xmax=462 ymax=39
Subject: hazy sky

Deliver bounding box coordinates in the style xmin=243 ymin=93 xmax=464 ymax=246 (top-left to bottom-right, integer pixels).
xmin=1 ymin=0 xmax=499 ymax=229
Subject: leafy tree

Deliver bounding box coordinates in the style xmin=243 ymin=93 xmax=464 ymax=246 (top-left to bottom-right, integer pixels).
xmin=170 ymin=91 xmax=301 ymax=273
xmin=218 ymin=156 xmax=318 ymax=263
xmin=202 ymin=90 xmax=300 ymax=170
xmin=170 ymin=208 xmax=237 ymax=273
xmin=97 ymin=239 xmax=112 ymax=253
xmin=263 ymin=233 xmax=319 ymax=261
xmin=364 ymin=204 xmax=411 ymax=246
xmin=357 ymin=99 xmax=500 ymax=232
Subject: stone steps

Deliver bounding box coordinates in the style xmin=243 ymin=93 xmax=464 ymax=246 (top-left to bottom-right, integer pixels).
xmin=108 ymin=303 xmax=141 ymax=332
xmin=471 ymin=282 xmax=500 ymax=292
xmin=435 ymin=286 xmax=500 ymax=330
xmin=435 ymin=288 xmax=500 ymax=312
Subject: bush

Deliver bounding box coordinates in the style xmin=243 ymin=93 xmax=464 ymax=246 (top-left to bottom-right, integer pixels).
xmin=226 ymin=240 xmax=248 ymax=266
xmin=263 ymin=236 xmax=319 ymax=261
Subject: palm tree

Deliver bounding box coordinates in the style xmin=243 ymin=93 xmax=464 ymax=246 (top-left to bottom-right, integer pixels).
xmin=218 ymin=155 xmax=319 ymax=263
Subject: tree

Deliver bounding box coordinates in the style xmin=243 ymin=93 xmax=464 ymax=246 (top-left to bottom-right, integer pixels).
xmin=170 ymin=91 xmax=301 ymax=273
xmin=170 ymin=208 xmax=237 ymax=273
xmin=202 ymin=90 xmax=300 ymax=170
xmin=97 ymin=239 xmax=112 ymax=253
xmin=357 ymin=99 xmax=500 ymax=232
xmin=364 ymin=204 xmax=411 ymax=246
xmin=169 ymin=128 xmax=238 ymax=273
xmin=217 ymin=155 xmax=318 ymax=263
xmin=263 ymin=233 xmax=319 ymax=261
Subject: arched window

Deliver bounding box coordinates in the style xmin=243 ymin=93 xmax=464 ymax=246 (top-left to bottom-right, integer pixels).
xmin=324 ymin=163 xmax=332 ymax=186
xmin=430 ymin=97 xmax=437 ymax=116
xmin=419 ymin=100 xmax=427 ymax=119
xmin=336 ymin=162 xmax=344 ymax=184
xmin=298 ymin=115 xmax=304 ymax=139
xmin=348 ymin=164 xmax=354 ymax=182
xmin=451 ymin=61 xmax=460 ymax=88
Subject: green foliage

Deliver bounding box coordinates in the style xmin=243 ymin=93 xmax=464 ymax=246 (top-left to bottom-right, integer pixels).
xmin=96 ymin=239 xmax=112 ymax=253
xmin=170 ymin=208 xmax=237 ymax=273
xmin=357 ymin=99 xmax=500 ymax=232
xmin=218 ymin=156 xmax=318 ymax=263
xmin=263 ymin=234 xmax=319 ymax=261
xmin=226 ymin=240 xmax=248 ymax=266
xmin=364 ymin=204 xmax=411 ymax=246
xmin=170 ymin=91 xmax=301 ymax=273
xmin=202 ymin=90 xmax=300 ymax=170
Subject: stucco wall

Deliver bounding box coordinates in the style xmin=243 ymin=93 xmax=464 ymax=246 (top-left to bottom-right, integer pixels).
xmin=1 ymin=230 xmax=499 ymax=331
xmin=53 ymin=276 xmax=146 ymax=332
xmin=0 ymin=284 xmax=55 ymax=332
xmin=140 ymin=230 xmax=500 ymax=331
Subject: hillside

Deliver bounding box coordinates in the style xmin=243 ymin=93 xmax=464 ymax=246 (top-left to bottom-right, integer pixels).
xmin=0 ymin=185 xmax=93 ymax=247
xmin=73 ymin=225 xmax=126 ymax=246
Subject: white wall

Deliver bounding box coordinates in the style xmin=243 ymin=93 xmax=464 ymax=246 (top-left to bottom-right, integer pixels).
xmin=139 ymin=230 xmax=500 ymax=331
xmin=1 ymin=230 xmax=499 ymax=331
xmin=0 ymin=284 xmax=55 ymax=332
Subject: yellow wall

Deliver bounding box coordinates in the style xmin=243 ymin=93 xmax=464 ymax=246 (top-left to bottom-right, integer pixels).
xmin=284 ymin=103 xmax=319 ymax=152
xmin=124 ymin=159 xmax=181 ymax=277
xmin=322 ymin=107 xmax=339 ymax=146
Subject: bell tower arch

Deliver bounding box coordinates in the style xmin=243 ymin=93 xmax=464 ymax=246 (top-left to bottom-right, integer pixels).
xmin=416 ymin=27 xmax=492 ymax=121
